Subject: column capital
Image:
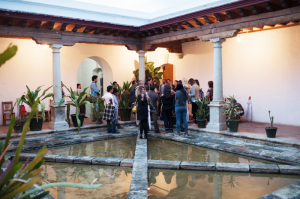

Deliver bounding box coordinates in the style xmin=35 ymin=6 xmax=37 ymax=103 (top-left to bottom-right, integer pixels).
xmin=136 ymin=50 xmax=146 ymax=55
xmin=50 ymin=44 xmax=63 ymax=49
xmin=210 ymin=38 xmax=226 ymax=44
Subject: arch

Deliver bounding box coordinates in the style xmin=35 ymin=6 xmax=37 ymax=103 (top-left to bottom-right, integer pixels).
xmin=89 ymin=56 xmax=113 ymax=92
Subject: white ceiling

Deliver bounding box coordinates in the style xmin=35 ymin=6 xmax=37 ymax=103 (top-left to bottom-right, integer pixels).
xmin=0 ymin=0 xmax=239 ymax=26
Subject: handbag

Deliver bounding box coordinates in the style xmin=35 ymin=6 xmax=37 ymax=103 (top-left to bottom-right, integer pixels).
xmin=132 ymin=103 xmax=137 ymax=113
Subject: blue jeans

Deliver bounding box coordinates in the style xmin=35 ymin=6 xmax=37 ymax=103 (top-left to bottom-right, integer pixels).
xmin=107 ymin=120 xmax=116 ymax=132
xmin=175 ymin=106 xmax=188 ymax=133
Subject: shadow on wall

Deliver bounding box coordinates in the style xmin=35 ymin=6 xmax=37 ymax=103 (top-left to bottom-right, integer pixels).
xmin=89 ymin=56 xmax=113 ymax=92
xmin=182 ymin=40 xmax=213 ymax=55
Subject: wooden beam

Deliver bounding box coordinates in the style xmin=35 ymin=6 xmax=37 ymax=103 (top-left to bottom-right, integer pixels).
xmin=225 ymin=11 xmax=239 ymax=19
xmin=253 ymin=26 xmax=263 ymax=31
xmin=113 ymin=29 xmax=120 ymax=36
xmin=250 ymin=5 xmax=265 ymax=15
xmin=265 ymin=2 xmax=280 ymax=12
xmin=237 ymin=8 xmax=251 ymax=17
xmin=175 ymin=23 xmax=185 ymax=30
xmin=132 ymin=31 xmax=139 ymax=38
xmin=60 ymin=23 xmax=68 ymax=31
xmin=104 ymin=28 xmax=111 ymax=35
xmin=83 ymin=26 xmax=90 ymax=33
xmin=153 ymin=28 xmax=162 ymax=34
xmin=48 ymin=22 xmax=55 ymax=30
xmin=146 ymin=30 xmax=154 ymax=36
xmin=123 ymin=30 xmax=130 ymax=37
xmin=93 ymin=27 xmax=101 ymax=34
xmin=7 ymin=17 xmax=13 ymax=26
xmin=140 ymin=31 xmax=148 ymax=37
xmin=280 ymin=0 xmax=290 ymax=8
xmin=184 ymin=20 xmax=194 ymax=27
xmin=214 ymin=13 xmax=226 ymax=22
xmin=35 ymin=20 xmax=42 ymax=28
xmin=193 ymin=18 xmax=203 ymax=26
xmin=160 ymin=27 xmax=169 ymax=33
xmin=21 ymin=19 xmax=27 ymax=27
xmin=168 ymin=25 xmax=178 ymax=31
xmin=203 ymin=16 xmax=213 ymax=24
xmin=72 ymin=24 xmax=78 ymax=32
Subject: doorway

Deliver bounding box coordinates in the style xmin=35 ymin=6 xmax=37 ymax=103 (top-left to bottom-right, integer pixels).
xmin=77 ymin=58 xmax=103 ymax=117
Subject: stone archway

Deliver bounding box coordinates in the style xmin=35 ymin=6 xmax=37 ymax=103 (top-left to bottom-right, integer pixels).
xmin=77 ymin=56 xmax=113 ymax=117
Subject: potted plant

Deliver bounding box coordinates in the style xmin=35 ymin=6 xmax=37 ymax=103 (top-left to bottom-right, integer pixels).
xmin=13 ymin=116 xmax=25 ymax=133
xmin=15 ymin=85 xmax=54 ymax=131
xmin=59 ymin=85 xmax=93 ymax=132
xmin=265 ymin=111 xmax=277 ymax=138
xmin=117 ymin=81 xmax=133 ymax=121
xmin=224 ymin=95 xmax=239 ymax=132
xmin=195 ymin=97 xmax=210 ymax=128
xmin=91 ymin=97 xmax=105 ymax=124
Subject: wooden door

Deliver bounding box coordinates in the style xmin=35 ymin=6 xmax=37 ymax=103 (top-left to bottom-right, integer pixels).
xmin=163 ymin=64 xmax=173 ymax=83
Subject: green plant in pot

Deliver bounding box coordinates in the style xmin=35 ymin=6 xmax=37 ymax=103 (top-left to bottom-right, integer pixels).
xmin=118 ymin=81 xmax=133 ymax=121
xmin=15 ymin=85 xmax=54 ymax=131
xmin=195 ymin=97 xmax=210 ymax=128
xmin=265 ymin=111 xmax=277 ymax=138
xmin=91 ymin=97 xmax=105 ymax=124
xmin=223 ymin=95 xmax=239 ymax=132
xmin=13 ymin=116 xmax=25 ymax=133
xmin=59 ymin=86 xmax=93 ymax=132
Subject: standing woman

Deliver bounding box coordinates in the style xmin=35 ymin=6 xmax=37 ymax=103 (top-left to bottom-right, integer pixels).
xmin=137 ymin=86 xmax=149 ymax=139
xmin=161 ymin=85 xmax=174 ymax=132
xmin=175 ymin=82 xmax=189 ymax=136
xmin=182 ymin=78 xmax=190 ymax=122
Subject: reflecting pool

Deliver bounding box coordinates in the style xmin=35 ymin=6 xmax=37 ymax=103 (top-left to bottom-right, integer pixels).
xmin=148 ymin=169 xmax=300 ymax=199
xmin=30 ymin=137 xmax=136 ymax=159
xmin=38 ymin=162 xmax=132 ymax=199
xmin=148 ymin=137 xmax=274 ymax=164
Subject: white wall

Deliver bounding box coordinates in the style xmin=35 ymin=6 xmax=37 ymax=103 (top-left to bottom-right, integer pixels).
xmin=172 ymin=26 xmax=300 ymax=126
xmin=0 ymin=25 xmax=299 ymax=126
xmin=0 ymin=39 xmax=139 ymax=125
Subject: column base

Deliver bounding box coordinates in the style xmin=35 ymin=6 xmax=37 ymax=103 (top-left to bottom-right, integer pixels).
xmin=206 ymin=101 xmax=227 ymax=131
xmin=49 ymin=105 xmax=69 ymax=130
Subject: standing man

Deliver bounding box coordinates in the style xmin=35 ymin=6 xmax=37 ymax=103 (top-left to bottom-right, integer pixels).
xmin=91 ymin=75 xmax=100 ymax=99
xmin=102 ymin=86 xmax=119 ymax=133
xmin=148 ymin=85 xmax=160 ymax=133
xmin=188 ymin=78 xmax=200 ymax=125
xmin=112 ymin=88 xmax=124 ymax=129
xmin=113 ymin=81 xmax=118 ymax=88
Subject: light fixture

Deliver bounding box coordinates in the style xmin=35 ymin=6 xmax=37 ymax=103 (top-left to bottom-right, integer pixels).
xmin=237 ymin=35 xmax=241 ymax=42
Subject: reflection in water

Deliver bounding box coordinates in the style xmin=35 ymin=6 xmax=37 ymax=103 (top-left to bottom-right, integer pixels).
xmin=30 ymin=137 xmax=136 ymax=159
xmin=148 ymin=169 xmax=300 ymax=199
xmin=148 ymin=137 xmax=273 ymax=164
xmin=38 ymin=162 xmax=132 ymax=199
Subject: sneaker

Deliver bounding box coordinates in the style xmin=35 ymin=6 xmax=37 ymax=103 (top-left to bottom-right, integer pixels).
xmin=112 ymin=131 xmax=120 ymax=134
xmin=175 ymin=133 xmax=180 ymax=136
xmin=184 ymin=132 xmax=188 ymax=136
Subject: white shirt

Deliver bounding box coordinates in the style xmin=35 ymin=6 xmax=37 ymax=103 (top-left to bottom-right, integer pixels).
xmin=102 ymin=93 xmax=114 ymax=106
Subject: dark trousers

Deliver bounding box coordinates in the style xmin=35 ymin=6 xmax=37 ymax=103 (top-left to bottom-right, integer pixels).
xmin=140 ymin=119 xmax=148 ymax=138
xmin=163 ymin=109 xmax=173 ymax=131
xmin=107 ymin=120 xmax=116 ymax=133
xmin=192 ymin=102 xmax=198 ymax=124
xmin=150 ymin=109 xmax=159 ymax=132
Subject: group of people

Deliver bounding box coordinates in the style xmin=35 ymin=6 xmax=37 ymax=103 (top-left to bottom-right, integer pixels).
xmin=80 ymin=75 xmax=214 ymax=139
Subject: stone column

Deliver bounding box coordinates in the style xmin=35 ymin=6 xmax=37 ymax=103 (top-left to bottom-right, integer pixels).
xmin=137 ymin=50 xmax=146 ymax=83
xmin=206 ymin=38 xmax=227 ymax=131
xmin=49 ymin=44 xmax=69 ymax=130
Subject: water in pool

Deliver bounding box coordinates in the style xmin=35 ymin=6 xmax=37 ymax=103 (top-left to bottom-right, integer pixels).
xmin=29 ymin=137 xmax=136 ymax=159
xmin=148 ymin=169 xmax=300 ymax=199
xmin=38 ymin=162 xmax=132 ymax=199
xmin=148 ymin=137 xmax=274 ymax=164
